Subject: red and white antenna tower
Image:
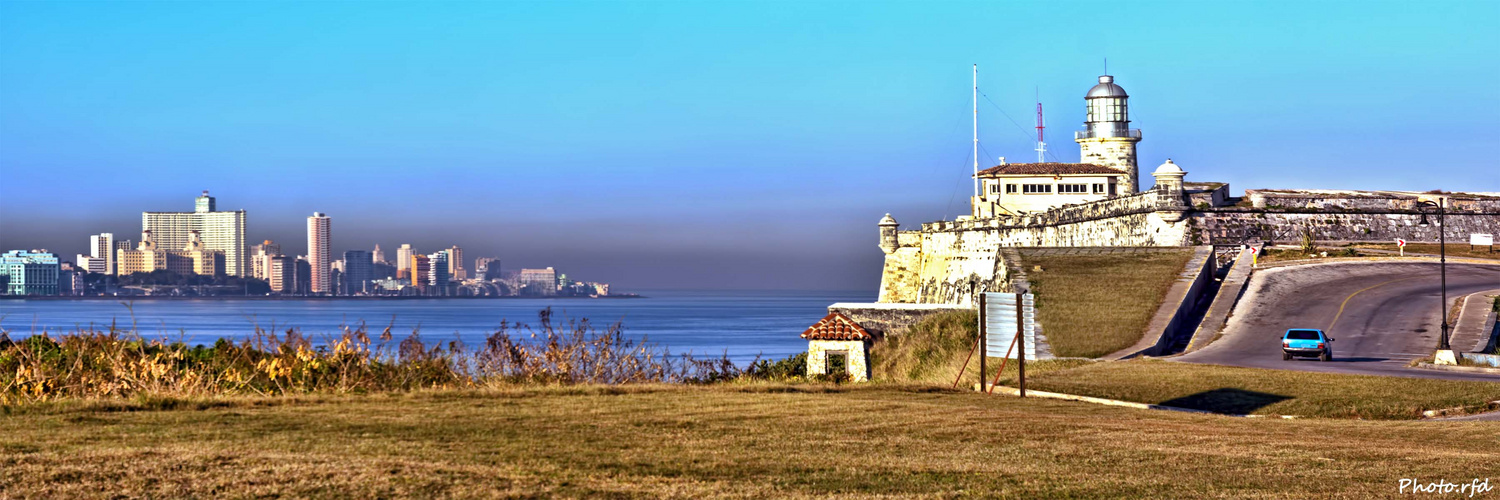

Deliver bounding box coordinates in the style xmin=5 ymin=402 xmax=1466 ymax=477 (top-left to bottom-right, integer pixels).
xmin=1034 ymin=90 xmax=1046 ymax=163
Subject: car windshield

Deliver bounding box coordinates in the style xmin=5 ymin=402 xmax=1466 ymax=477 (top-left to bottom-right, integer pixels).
xmin=1286 ymin=330 xmax=1321 ymax=340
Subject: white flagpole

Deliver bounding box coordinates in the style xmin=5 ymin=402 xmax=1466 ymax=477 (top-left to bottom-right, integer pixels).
xmin=972 ymin=64 xmax=979 ymax=207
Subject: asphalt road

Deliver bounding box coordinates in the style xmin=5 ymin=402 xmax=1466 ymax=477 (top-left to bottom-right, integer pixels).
xmin=1176 ymin=262 xmax=1500 ymax=382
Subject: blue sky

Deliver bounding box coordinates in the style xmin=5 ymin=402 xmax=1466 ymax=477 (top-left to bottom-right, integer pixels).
xmin=2 ymin=1 xmax=1497 ymax=290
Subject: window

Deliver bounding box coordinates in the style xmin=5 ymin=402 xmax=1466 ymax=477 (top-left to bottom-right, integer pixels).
xmin=1286 ymin=330 xmax=1322 ymax=340
xmin=1092 ymin=183 xmax=1106 ymax=194
xmin=1108 ymin=182 xmax=1118 ymax=196
xmin=1022 ymin=184 xmax=1052 ymax=194
xmin=1005 ymin=184 xmax=1017 ymax=194
xmin=1059 ymin=184 xmax=1088 ymax=194
xmin=826 ymin=351 xmax=848 ymax=374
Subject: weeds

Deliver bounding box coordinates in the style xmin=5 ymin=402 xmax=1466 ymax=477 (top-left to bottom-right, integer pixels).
xmin=0 ymin=307 xmax=780 ymax=405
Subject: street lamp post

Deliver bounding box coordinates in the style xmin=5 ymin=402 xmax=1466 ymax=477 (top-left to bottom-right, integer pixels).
xmin=1415 ymin=200 xmax=1449 ymax=351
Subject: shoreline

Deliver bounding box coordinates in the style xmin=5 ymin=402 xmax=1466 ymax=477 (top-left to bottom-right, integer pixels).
xmin=0 ymin=295 xmax=646 ymax=301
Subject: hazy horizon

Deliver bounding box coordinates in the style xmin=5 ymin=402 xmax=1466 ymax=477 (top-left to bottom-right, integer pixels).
xmin=3 ymin=1 xmax=1497 ymax=291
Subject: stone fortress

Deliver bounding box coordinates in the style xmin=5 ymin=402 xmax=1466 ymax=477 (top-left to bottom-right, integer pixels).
xmin=875 ymin=74 xmax=1500 ymax=307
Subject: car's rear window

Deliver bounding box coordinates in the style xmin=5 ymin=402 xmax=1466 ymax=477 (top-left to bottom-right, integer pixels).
xmin=1286 ymin=330 xmax=1321 ymax=340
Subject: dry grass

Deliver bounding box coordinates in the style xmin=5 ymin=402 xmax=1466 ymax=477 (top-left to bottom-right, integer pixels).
xmin=1352 ymin=242 xmax=1500 ymax=260
xmin=2 ymin=385 xmax=1497 ymax=498
xmin=868 ymin=310 xmax=1089 ymax=387
xmin=1260 ymin=243 xmax=1500 ymax=263
xmin=1019 ymin=359 xmax=1500 ymax=419
xmin=1024 ymin=250 xmax=1194 ymax=358
xmin=0 ymin=308 xmax=746 ymax=404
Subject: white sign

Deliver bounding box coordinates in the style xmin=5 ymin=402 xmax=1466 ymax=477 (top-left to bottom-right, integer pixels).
xmin=1473 ymin=234 xmax=1494 ymax=246
xmin=1396 ymin=238 xmax=1406 ymax=247
xmin=982 ymin=292 xmax=1036 ymax=359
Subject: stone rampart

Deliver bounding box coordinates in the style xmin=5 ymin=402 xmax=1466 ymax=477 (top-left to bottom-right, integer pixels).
xmin=878 ymin=186 xmax=1500 ymax=306
xmin=1193 ymin=211 xmax=1500 ymax=246
xmin=828 ymin=303 xmax=971 ymax=338
xmin=1245 ymin=190 xmax=1500 ymax=213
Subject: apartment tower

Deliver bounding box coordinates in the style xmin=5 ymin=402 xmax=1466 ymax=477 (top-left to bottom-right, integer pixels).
xmin=307 ymin=212 xmax=331 ymax=294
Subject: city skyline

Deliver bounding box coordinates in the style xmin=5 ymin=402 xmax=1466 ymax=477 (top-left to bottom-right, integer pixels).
xmin=3 ymin=1 xmax=1498 ymax=291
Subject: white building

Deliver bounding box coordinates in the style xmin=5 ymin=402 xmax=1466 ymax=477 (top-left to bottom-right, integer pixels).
xmin=972 ymin=161 xmax=1127 ymax=217
xmin=396 ymin=244 xmax=414 ymax=278
xmin=76 ymin=233 xmax=115 ymax=275
xmin=307 ymin=212 xmax=331 ymax=294
xmin=142 ymin=191 xmax=247 ymax=276
xmin=970 ymin=75 xmax=1142 ymax=217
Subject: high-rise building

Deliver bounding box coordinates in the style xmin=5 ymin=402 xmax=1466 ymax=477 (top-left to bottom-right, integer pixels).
xmin=115 ymin=230 xmax=224 ymax=276
xmin=90 ymin=233 xmax=114 ymax=274
xmin=396 ymin=244 xmax=414 ymax=279
xmin=475 ymin=257 xmax=501 ymax=281
xmin=269 ymin=255 xmax=295 ymax=293
xmin=250 ymin=240 xmax=280 ymax=281
xmin=342 ymin=250 xmax=373 ymax=295
xmin=519 ymin=267 xmax=558 ymax=296
xmin=446 ymin=246 xmax=465 ymax=281
xmin=0 ymin=250 xmax=60 ymax=295
xmin=295 ymin=256 xmax=312 ymax=295
xmin=427 ymin=251 xmax=450 ymax=296
xmin=142 ymin=191 xmax=248 ymax=276
xmin=372 ymin=244 xmax=386 ymax=265
xmin=409 ymin=254 xmax=430 ymax=293
xmin=307 ymin=212 xmax=331 ymax=294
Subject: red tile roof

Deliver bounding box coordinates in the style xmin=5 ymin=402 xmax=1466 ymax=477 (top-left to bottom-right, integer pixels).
xmin=800 ymin=313 xmax=873 ymax=341
xmin=976 ymin=163 xmax=1122 ymax=177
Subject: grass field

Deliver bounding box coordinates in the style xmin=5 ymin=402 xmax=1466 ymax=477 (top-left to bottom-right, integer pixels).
xmin=1352 ymin=242 xmax=1500 ymax=260
xmin=1259 ymin=242 xmax=1500 ymax=263
xmin=3 ymin=385 xmax=1496 ymax=498
xmin=1023 ymin=250 xmax=1194 ymax=358
xmin=1015 ymin=359 xmax=1500 ymax=419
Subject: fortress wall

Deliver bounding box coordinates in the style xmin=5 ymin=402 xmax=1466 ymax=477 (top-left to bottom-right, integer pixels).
xmin=1194 ymin=211 xmax=1500 ymax=246
xmin=1245 ymin=192 xmax=1500 ymax=213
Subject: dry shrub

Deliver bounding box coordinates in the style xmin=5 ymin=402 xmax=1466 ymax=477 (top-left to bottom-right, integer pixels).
xmin=0 ymin=307 xmax=750 ymax=405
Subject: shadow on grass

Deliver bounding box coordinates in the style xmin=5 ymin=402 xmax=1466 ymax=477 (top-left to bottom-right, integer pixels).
xmin=1158 ymin=388 xmax=1292 ymax=415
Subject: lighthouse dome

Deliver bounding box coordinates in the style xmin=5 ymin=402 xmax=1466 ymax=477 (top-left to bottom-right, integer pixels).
xmin=1086 ymin=75 xmax=1128 ymax=99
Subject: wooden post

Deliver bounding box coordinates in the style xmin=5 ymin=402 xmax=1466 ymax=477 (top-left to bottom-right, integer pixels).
xmin=977 ymin=292 xmax=987 ymax=392
xmin=1017 ymin=292 xmax=1025 ymax=398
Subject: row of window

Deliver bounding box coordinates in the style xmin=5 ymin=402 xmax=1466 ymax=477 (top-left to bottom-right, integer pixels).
xmin=1087 ymin=97 xmax=1128 ymax=122
xmin=992 ymin=183 xmax=1114 ymax=195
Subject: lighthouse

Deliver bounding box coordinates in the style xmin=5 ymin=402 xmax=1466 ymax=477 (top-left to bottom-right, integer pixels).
xmin=1075 ymin=75 xmax=1142 ymax=194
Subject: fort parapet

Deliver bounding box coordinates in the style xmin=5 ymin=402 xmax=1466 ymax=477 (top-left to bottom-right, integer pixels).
xmin=878 ymin=185 xmax=1500 ymax=305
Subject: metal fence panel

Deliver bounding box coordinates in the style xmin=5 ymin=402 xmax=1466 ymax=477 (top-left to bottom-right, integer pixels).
xmin=983 ymin=292 xmax=1035 ymax=359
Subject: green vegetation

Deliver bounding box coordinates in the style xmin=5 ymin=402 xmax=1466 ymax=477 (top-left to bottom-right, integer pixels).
xmin=2 ymin=386 xmax=1496 ymax=498
xmin=0 ymin=309 xmax=750 ymax=404
xmin=869 ymin=310 xmax=1088 ymax=387
xmin=1021 ymin=359 xmax=1500 ymax=419
xmin=87 ymin=270 xmax=273 ymax=294
xmin=1024 ymin=250 xmax=1194 ymax=358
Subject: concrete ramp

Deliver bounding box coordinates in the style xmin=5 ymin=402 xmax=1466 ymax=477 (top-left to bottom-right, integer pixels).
xmin=1184 ymin=249 xmax=1255 ymax=353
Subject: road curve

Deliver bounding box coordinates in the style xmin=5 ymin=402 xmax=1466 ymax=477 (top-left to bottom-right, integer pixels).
xmin=1175 ymin=262 xmax=1500 ymax=382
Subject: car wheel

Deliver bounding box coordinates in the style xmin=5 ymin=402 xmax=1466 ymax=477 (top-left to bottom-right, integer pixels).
xmin=1283 ymin=352 xmax=1292 ymax=361
xmin=1320 ymin=351 xmax=1331 ymax=362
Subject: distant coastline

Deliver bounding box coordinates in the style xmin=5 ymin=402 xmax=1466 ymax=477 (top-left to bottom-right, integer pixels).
xmin=0 ymin=294 xmax=644 ymax=301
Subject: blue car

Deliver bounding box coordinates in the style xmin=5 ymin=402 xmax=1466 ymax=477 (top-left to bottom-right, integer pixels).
xmin=1282 ymin=329 xmax=1334 ymax=361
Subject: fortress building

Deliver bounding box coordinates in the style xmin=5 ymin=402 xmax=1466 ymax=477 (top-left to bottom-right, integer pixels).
xmin=874 ymin=73 xmax=1500 ymax=306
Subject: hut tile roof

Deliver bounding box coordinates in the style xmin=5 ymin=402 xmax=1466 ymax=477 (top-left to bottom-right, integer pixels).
xmin=800 ymin=313 xmax=873 ymax=341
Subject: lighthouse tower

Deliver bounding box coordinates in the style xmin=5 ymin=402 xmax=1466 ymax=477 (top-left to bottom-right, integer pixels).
xmin=1075 ymin=75 xmax=1142 ymax=194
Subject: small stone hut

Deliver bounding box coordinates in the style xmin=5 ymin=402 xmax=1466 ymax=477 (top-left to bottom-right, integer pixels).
xmin=800 ymin=313 xmax=872 ymax=382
